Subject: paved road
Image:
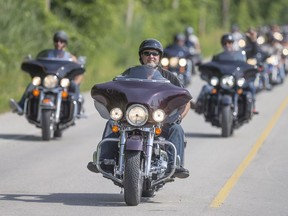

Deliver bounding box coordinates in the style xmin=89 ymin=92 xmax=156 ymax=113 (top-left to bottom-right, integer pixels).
xmin=1 ymin=73 xmax=288 ymax=216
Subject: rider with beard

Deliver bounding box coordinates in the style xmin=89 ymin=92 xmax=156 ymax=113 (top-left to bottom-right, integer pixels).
xmin=10 ymin=31 xmax=84 ymax=116
xmin=193 ymin=33 xmax=258 ymax=114
xmin=88 ymin=38 xmax=191 ymax=178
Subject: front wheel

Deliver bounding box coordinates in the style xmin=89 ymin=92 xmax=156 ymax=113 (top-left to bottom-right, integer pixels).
xmin=41 ymin=109 xmax=54 ymax=141
xmin=221 ymin=105 xmax=233 ymax=137
xmin=123 ymin=151 xmax=143 ymax=206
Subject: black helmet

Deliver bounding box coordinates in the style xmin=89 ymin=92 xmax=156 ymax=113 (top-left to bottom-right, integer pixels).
xmin=221 ymin=33 xmax=234 ymax=46
xmin=174 ymin=33 xmax=185 ymax=43
xmin=185 ymin=26 xmax=194 ymax=35
xmin=138 ymin=38 xmax=163 ymax=58
xmin=53 ymin=31 xmax=68 ymax=44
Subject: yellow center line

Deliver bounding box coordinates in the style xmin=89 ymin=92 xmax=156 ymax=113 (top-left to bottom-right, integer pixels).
xmin=210 ymin=96 xmax=288 ymax=208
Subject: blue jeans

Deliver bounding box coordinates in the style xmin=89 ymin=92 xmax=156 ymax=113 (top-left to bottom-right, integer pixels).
xmin=100 ymin=119 xmax=186 ymax=166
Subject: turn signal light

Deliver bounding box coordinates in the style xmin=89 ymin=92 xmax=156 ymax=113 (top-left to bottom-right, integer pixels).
xmin=112 ymin=125 xmax=119 ymax=133
xmin=32 ymin=89 xmax=40 ymax=97
xmin=155 ymin=127 xmax=162 ymax=135
xmin=42 ymin=98 xmax=51 ymax=104
xmin=211 ymin=88 xmax=217 ymax=94
xmin=237 ymin=89 xmax=243 ymax=95
xmin=61 ymin=91 xmax=68 ymax=98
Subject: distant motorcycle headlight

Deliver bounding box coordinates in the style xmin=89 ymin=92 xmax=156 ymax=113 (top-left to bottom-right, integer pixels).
xmin=247 ymin=58 xmax=257 ymax=65
xmin=126 ymin=104 xmax=148 ymax=126
xmin=161 ymin=58 xmax=169 ymax=67
xmin=266 ymin=55 xmax=277 ymax=64
xmin=32 ymin=76 xmax=41 ymax=86
xmin=237 ymin=77 xmax=245 ymax=87
xmin=257 ymin=36 xmax=265 ymax=45
xmin=273 ymin=32 xmax=283 ymax=41
xmin=210 ymin=76 xmax=219 ymax=86
xmin=152 ymin=109 xmax=165 ymax=123
xmin=110 ymin=107 xmax=123 ymax=121
xmin=60 ymin=78 xmax=70 ymax=88
xmin=282 ymin=48 xmax=288 ymax=56
xmin=221 ymin=75 xmax=235 ymax=89
xmin=43 ymin=75 xmax=58 ymax=88
xmin=179 ymin=58 xmax=187 ymax=67
xmin=238 ymin=39 xmax=246 ymax=48
xmin=170 ymin=57 xmax=179 ymax=67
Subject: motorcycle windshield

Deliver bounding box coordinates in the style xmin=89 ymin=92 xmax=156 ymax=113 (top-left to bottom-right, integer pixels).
xmin=36 ymin=49 xmax=74 ymax=61
xmin=114 ymin=65 xmax=170 ymax=82
xmin=91 ymin=65 xmax=192 ymax=120
xmin=21 ymin=49 xmax=85 ymax=79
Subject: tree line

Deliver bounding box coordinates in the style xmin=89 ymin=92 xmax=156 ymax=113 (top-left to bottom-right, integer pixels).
xmin=0 ymin=0 xmax=287 ymax=112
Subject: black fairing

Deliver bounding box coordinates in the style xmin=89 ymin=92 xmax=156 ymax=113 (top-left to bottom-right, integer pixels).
xmin=199 ymin=60 xmax=258 ymax=83
xmin=21 ymin=49 xmax=85 ymax=80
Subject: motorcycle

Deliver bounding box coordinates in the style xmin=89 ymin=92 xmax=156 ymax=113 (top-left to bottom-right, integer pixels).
xmin=90 ymin=65 xmax=192 ymax=206
xmin=20 ymin=49 xmax=85 ymax=140
xmin=198 ymin=52 xmax=258 ymax=137
xmin=161 ymin=47 xmax=192 ymax=87
xmin=247 ymin=50 xmax=272 ymax=92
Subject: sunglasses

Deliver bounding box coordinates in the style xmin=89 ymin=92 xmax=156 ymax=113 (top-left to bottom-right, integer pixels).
xmin=142 ymin=51 xmax=160 ymax=56
xmin=54 ymin=40 xmax=66 ymax=44
xmin=224 ymin=41 xmax=233 ymax=44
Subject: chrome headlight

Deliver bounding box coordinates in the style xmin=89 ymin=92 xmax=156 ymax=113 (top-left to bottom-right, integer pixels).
xmin=170 ymin=57 xmax=179 ymax=67
xmin=210 ymin=76 xmax=219 ymax=86
xmin=32 ymin=76 xmax=41 ymax=86
xmin=237 ymin=77 xmax=245 ymax=87
xmin=43 ymin=75 xmax=58 ymax=88
xmin=179 ymin=58 xmax=187 ymax=67
xmin=126 ymin=104 xmax=148 ymax=126
xmin=110 ymin=108 xmax=123 ymax=121
xmin=161 ymin=58 xmax=169 ymax=67
xmin=152 ymin=109 xmax=165 ymax=123
xmin=221 ymin=75 xmax=235 ymax=89
xmin=60 ymin=78 xmax=70 ymax=88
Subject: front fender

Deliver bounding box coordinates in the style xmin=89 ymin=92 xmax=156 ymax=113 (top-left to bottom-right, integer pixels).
xmin=221 ymin=94 xmax=232 ymax=106
xmin=125 ymin=135 xmax=143 ymax=151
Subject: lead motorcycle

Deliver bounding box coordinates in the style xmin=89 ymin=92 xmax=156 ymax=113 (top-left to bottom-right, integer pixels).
xmin=19 ymin=49 xmax=85 ymax=140
xmin=197 ymin=52 xmax=258 ymax=137
xmin=89 ymin=65 xmax=192 ymax=206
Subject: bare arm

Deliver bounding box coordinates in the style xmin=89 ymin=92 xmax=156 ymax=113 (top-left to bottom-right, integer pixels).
xmin=181 ymin=101 xmax=191 ymax=119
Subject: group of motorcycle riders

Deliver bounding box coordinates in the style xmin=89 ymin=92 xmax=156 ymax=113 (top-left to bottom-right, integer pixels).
xmin=9 ymin=23 xmax=288 ymax=180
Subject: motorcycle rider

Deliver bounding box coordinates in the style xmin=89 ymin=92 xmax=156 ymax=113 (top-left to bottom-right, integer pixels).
xmin=184 ymin=26 xmax=202 ymax=74
xmin=10 ymin=30 xmax=84 ymax=116
xmin=88 ymin=38 xmax=191 ymax=178
xmin=163 ymin=33 xmax=192 ymax=85
xmin=193 ymin=33 xmax=258 ymax=114
xmin=230 ymin=24 xmax=245 ymax=51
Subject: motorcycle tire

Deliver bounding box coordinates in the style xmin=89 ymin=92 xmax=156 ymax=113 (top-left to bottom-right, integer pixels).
xmin=41 ymin=109 xmax=54 ymax=141
xmin=123 ymin=151 xmax=143 ymax=206
xmin=221 ymin=106 xmax=233 ymax=137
